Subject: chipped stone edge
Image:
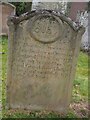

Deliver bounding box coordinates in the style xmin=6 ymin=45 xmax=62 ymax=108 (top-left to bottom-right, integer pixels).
xmin=7 ymin=9 xmax=85 ymax=33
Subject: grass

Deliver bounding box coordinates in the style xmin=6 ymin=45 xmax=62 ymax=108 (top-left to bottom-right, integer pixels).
xmin=0 ymin=36 xmax=89 ymax=118
xmin=72 ymin=52 xmax=88 ymax=102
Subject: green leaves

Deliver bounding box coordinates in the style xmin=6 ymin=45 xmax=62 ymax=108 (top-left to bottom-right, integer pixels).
xmin=10 ymin=2 xmax=32 ymax=16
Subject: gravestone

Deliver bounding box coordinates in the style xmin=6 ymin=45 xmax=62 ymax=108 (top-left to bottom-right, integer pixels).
xmin=79 ymin=11 xmax=90 ymax=52
xmin=32 ymin=1 xmax=67 ymax=14
xmin=0 ymin=2 xmax=16 ymax=36
xmin=7 ymin=10 xmax=85 ymax=113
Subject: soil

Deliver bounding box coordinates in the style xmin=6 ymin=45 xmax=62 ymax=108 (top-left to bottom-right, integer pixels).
xmin=70 ymin=102 xmax=90 ymax=118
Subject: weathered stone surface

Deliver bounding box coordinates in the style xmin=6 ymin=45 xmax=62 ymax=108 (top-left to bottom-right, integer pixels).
xmin=0 ymin=2 xmax=16 ymax=36
xmin=7 ymin=10 xmax=85 ymax=113
xmin=32 ymin=1 xmax=67 ymax=14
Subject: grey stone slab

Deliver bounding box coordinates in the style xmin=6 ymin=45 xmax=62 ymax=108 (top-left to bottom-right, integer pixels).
xmin=7 ymin=10 xmax=85 ymax=114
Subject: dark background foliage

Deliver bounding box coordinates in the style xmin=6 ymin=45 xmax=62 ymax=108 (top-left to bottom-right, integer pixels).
xmin=10 ymin=2 xmax=32 ymax=16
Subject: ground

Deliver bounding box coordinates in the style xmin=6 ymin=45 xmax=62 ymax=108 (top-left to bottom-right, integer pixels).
xmin=0 ymin=36 xmax=89 ymax=118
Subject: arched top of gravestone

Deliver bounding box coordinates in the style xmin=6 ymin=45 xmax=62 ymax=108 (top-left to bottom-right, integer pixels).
xmin=0 ymin=2 xmax=16 ymax=9
xmin=8 ymin=9 xmax=82 ymax=31
xmin=8 ymin=10 xmax=84 ymax=43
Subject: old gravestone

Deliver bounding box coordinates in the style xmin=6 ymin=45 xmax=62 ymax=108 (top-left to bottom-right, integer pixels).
xmin=0 ymin=2 xmax=16 ymax=36
xmin=7 ymin=10 xmax=85 ymax=113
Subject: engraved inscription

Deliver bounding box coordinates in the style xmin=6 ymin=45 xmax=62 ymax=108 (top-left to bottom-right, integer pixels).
xmin=29 ymin=15 xmax=63 ymax=43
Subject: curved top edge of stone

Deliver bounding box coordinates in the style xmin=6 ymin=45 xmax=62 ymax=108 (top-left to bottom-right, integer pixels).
xmin=0 ymin=2 xmax=16 ymax=9
xmin=8 ymin=9 xmax=85 ymax=32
